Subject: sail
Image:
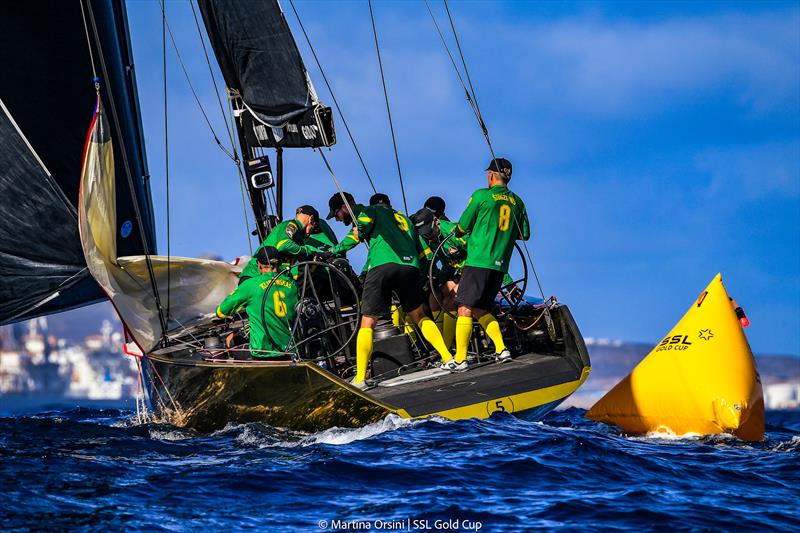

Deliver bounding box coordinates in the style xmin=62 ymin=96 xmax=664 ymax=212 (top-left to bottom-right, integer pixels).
xmin=198 ymin=0 xmax=335 ymax=148
xmin=0 ymin=0 xmax=156 ymax=323
xmin=79 ymin=97 xmax=242 ymax=352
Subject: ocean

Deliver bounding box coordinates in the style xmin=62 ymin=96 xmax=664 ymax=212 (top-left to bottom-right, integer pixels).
xmin=0 ymin=407 xmax=798 ymax=531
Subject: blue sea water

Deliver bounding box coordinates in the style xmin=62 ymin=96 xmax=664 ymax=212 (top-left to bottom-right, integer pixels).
xmin=0 ymin=408 xmax=798 ymax=532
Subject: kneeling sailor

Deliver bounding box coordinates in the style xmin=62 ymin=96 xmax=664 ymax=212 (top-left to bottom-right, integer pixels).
xmin=216 ymin=246 xmax=299 ymax=359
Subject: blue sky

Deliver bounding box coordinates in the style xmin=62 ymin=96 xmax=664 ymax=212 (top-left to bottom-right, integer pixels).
xmin=125 ymin=0 xmax=799 ymax=355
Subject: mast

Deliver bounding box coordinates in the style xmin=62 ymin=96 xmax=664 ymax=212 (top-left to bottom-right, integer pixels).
xmin=197 ymin=0 xmax=335 ymax=236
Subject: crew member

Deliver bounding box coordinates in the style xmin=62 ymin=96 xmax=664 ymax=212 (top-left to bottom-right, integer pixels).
xmin=326 ymin=191 xmax=453 ymax=387
xmin=216 ymin=246 xmax=299 ymax=359
xmin=411 ymin=206 xmax=467 ymax=350
xmin=450 ymin=157 xmax=530 ymax=371
xmin=239 ymin=205 xmax=322 ymax=283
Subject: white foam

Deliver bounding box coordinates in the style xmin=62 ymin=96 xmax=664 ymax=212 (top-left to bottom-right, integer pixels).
xmin=299 ymin=414 xmax=422 ymax=446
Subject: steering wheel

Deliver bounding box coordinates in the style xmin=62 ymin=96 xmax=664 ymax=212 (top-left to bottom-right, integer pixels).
xmin=260 ymin=260 xmax=361 ymax=360
xmin=428 ymin=234 xmax=529 ymax=318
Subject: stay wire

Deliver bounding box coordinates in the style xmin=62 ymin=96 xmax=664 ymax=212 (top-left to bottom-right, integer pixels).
xmin=187 ymin=0 xmax=237 ymax=153
xmin=158 ymin=0 xmax=237 ymax=163
xmin=368 ymin=0 xmax=408 ymax=213
xmin=162 ymin=2 xmax=171 ymax=319
xmin=83 ymin=0 xmax=168 ymax=340
xmin=317 ymin=150 xmax=365 ymax=248
xmin=287 ymin=0 xmax=377 ymax=194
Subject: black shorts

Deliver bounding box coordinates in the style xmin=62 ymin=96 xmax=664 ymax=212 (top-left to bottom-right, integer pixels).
xmin=456 ymin=266 xmax=506 ymax=310
xmin=361 ymin=263 xmax=424 ymax=317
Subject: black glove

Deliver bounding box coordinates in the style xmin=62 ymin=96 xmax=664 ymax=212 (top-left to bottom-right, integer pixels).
xmin=315 ymin=250 xmax=334 ymax=262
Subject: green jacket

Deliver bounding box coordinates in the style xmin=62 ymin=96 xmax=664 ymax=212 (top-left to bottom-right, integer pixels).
xmin=241 ymin=219 xmax=321 ymax=279
xmin=455 ymin=184 xmax=530 ymax=272
xmin=216 ymin=271 xmax=299 ymax=357
xmin=330 ymin=204 xmax=426 ymax=271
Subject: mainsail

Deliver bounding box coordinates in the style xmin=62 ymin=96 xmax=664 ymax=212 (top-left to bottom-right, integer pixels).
xmin=0 ymin=0 xmax=156 ymax=324
xmin=198 ymin=0 xmax=335 ymax=148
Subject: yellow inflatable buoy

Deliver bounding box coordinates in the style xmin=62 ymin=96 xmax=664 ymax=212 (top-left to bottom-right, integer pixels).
xmin=586 ymin=273 xmax=764 ymax=441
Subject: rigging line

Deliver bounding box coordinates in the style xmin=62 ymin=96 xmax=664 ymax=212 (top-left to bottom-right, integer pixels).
xmin=317 ymin=149 xmax=365 ymax=248
xmin=426 ymin=0 xmax=497 ymax=161
xmin=78 ymin=0 xmax=97 ymax=78
xmin=368 ymin=0 xmax=408 ymax=213
xmin=84 ymin=0 xmax=168 ymax=339
xmin=423 ymin=0 xmax=482 ymax=127
xmin=443 ymin=0 xmax=483 ymax=123
xmin=162 ymin=1 xmax=171 ymax=320
xmin=225 ymin=95 xmax=254 ymax=253
xmin=157 ymin=0 xmax=237 ymax=162
xmin=287 ymin=0 xmax=377 ymax=194
xmin=187 ymin=0 xmax=237 ymax=151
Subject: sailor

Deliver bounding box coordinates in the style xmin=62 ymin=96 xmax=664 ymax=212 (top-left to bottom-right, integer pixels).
xmin=305 ymin=209 xmax=339 ymax=251
xmin=325 ymin=191 xmax=454 ymax=388
xmin=216 ymin=246 xmax=299 ymax=359
xmin=239 ymin=205 xmax=322 ymax=283
xmin=449 ymin=157 xmax=530 ymax=371
xmin=411 ymin=206 xmax=467 ymax=350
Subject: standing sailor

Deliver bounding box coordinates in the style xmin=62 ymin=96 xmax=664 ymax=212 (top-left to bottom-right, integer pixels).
xmin=216 ymin=246 xmax=299 ymax=359
xmin=239 ymin=205 xmax=322 ymax=283
xmin=326 ymin=192 xmax=453 ymax=388
xmin=450 ymin=158 xmax=530 ymax=371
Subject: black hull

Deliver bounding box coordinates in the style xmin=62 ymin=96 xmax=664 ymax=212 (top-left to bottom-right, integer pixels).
xmin=144 ymin=304 xmax=591 ymax=432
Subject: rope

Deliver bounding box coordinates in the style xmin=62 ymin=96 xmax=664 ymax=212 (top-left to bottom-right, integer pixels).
xmin=83 ymin=0 xmax=168 ymax=341
xmin=188 ymin=0 xmax=239 ymax=159
xmin=226 ymin=95 xmax=255 ymax=253
xmin=317 ymin=150 xmax=365 ymax=248
xmin=157 ymin=0 xmax=237 ymax=162
xmin=162 ymin=2 xmax=171 ymax=319
xmin=368 ymin=0 xmax=408 ymax=213
xmin=78 ymin=0 xmax=97 ymax=80
xmin=287 ymin=0 xmax=377 ymax=194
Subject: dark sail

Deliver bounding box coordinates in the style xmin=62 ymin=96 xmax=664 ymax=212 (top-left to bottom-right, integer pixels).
xmin=0 ymin=0 xmax=155 ymax=324
xmin=198 ymin=0 xmax=335 ymax=148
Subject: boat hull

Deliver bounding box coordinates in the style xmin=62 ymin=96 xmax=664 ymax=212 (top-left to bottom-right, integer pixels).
xmin=145 ymin=304 xmax=591 ymax=432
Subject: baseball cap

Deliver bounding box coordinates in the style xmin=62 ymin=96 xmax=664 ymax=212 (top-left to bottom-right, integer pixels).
xmin=486 ymin=157 xmax=512 ymax=177
xmin=423 ymin=196 xmax=446 ymax=218
xmin=369 ymin=193 xmax=391 ymax=207
xmin=326 ymin=192 xmax=355 ymax=219
xmin=411 ymin=207 xmax=436 ymax=239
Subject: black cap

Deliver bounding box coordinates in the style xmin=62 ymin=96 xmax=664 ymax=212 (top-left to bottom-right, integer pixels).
xmin=411 ymin=207 xmax=436 ymax=239
xmin=369 ymin=193 xmax=391 ymax=207
xmin=255 ymin=246 xmax=281 ymax=267
xmin=423 ymin=196 xmax=446 ymax=218
xmin=326 ymin=192 xmax=355 ymax=219
xmin=486 ymin=157 xmax=512 ymax=178
xmin=296 ymin=205 xmax=319 ymax=219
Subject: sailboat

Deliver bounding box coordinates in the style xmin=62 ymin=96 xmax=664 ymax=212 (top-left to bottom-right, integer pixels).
xmin=0 ymin=0 xmax=591 ymax=432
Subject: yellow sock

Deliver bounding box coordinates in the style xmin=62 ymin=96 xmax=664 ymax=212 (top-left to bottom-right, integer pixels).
xmin=455 ymin=316 xmax=473 ymax=363
xmin=433 ymin=310 xmax=445 ymax=334
xmin=355 ymin=327 xmax=373 ymax=383
xmin=418 ymin=317 xmax=452 ymax=362
xmin=442 ymin=312 xmax=457 ymax=350
xmin=478 ymin=313 xmax=507 ymax=353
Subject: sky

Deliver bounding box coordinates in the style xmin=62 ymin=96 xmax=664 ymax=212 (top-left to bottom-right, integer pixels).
xmin=123 ymin=0 xmax=799 ymax=355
